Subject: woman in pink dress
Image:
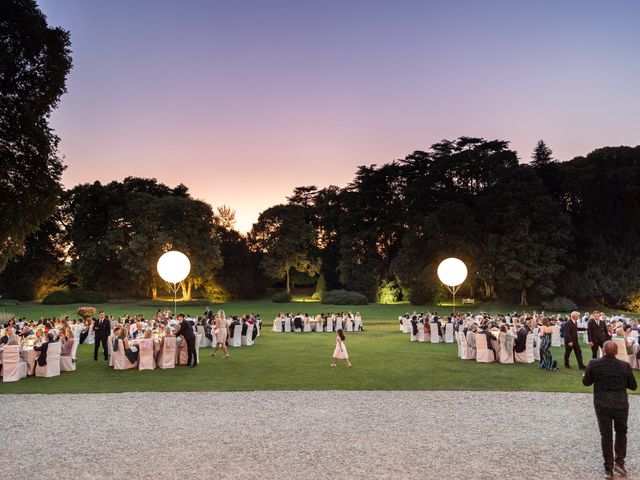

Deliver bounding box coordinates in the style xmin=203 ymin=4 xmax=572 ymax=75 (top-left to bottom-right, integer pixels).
xmin=331 ymin=329 xmax=351 ymax=367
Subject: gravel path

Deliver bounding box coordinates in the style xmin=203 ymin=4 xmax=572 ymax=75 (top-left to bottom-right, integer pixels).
xmin=2 ymin=391 xmax=638 ymax=479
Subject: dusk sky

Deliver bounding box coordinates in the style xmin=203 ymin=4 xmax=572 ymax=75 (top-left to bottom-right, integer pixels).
xmin=38 ymin=0 xmax=640 ymax=232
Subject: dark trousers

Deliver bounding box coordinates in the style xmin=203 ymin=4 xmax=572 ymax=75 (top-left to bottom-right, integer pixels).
xmin=591 ymin=342 xmax=602 ymax=359
xmin=94 ymin=336 xmax=108 ymax=361
xmin=185 ymin=336 xmax=197 ymax=366
xmin=595 ymin=406 xmax=628 ymax=470
xmin=564 ymin=341 xmax=585 ymax=368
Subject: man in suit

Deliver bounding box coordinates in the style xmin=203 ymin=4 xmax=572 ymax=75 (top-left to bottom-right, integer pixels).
xmin=588 ymin=312 xmax=605 ymax=359
xmin=514 ymin=324 xmax=529 ymax=353
xmin=583 ymin=341 xmax=637 ymax=478
xmin=0 ymin=326 xmax=19 ymax=345
xmin=34 ymin=331 xmax=58 ymax=367
xmin=564 ymin=311 xmax=586 ymax=369
xmin=598 ymin=312 xmax=612 ymax=343
xmin=479 ymin=324 xmax=497 ymax=359
xmin=92 ymin=311 xmax=111 ymax=361
xmin=174 ymin=313 xmax=197 ymax=367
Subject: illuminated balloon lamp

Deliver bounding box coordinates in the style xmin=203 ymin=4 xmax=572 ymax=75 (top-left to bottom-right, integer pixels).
xmin=437 ymin=258 xmax=468 ymax=313
xmin=157 ymin=251 xmax=191 ymax=315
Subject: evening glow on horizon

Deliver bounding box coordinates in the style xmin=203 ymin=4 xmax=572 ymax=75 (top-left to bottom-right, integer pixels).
xmin=38 ymin=0 xmax=640 ymax=232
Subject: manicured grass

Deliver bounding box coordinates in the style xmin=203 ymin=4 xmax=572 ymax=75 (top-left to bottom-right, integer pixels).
xmin=0 ymin=299 xmax=569 ymax=324
xmin=1 ymin=321 xmax=638 ymax=395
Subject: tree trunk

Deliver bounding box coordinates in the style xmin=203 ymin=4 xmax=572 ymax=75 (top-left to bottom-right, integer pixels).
xmin=180 ymin=280 xmax=192 ymax=301
xmin=286 ymin=267 xmax=291 ymax=294
xmin=520 ymin=287 xmax=528 ymax=306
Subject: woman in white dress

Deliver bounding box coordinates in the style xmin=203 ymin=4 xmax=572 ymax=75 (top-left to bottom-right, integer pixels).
xmin=211 ymin=310 xmax=229 ymax=358
xmin=331 ymin=329 xmax=351 ymax=367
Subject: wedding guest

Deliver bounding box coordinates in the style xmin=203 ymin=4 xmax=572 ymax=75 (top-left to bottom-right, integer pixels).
xmin=583 ymin=341 xmax=637 ymax=478
xmin=60 ymin=327 xmax=75 ymax=357
xmin=479 ymin=324 xmax=497 ymax=359
xmin=118 ymin=330 xmax=138 ymax=364
xmin=0 ymin=326 xmax=18 ymax=345
xmin=34 ymin=331 xmax=57 ymax=367
xmin=331 ymin=329 xmax=351 ymax=367
xmin=514 ymin=323 xmax=529 ymax=354
xmin=211 ymin=310 xmax=229 ymax=359
xmin=92 ymin=311 xmax=111 ymax=362
xmin=564 ymin=311 xmax=586 ymax=369
xmin=539 ymin=317 xmax=558 ymax=371
xmin=174 ymin=313 xmax=197 ymax=367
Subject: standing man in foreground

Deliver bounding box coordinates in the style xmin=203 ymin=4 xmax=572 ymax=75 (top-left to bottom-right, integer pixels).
xmin=582 ymin=340 xmax=637 ymax=478
xmin=174 ymin=313 xmax=197 ymax=367
xmin=92 ymin=311 xmax=111 ymax=362
xmin=564 ymin=311 xmax=586 ymax=369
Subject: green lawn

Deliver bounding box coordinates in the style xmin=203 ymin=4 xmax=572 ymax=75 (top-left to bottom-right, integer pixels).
xmin=1 ymin=312 xmax=638 ymax=394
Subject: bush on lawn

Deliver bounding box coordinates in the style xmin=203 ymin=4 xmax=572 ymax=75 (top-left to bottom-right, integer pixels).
xmin=272 ymin=292 xmax=292 ymax=303
xmin=321 ymin=289 xmax=368 ymax=305
xmin=541 ymin=296 xmax=577 ymax=312
xmin=42 ymin=289 xmax=108 ymax=305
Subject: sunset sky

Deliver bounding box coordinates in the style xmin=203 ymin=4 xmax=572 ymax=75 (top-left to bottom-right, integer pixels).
xmin=38 ymin=0 xmax=640 ymax=232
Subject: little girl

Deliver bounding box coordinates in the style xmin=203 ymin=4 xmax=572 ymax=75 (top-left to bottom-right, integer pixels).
xmin=331 ymin=329 xmax=352 ymax=367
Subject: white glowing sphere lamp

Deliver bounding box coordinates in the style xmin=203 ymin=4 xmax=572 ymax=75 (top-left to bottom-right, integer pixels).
xmin=157 ymin=251 xmax=191 ymax=284
xmin=437 ymin=257 xmax=467 ymax=288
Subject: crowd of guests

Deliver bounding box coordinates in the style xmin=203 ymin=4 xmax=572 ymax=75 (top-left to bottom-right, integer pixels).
xmin=402 ymin=310 xmax=640 ymax=371
xmin=0 ymin=320 xmax=76 ymax=369
xmin=0 ymin=308 xmax=263 ymax=370
xmin=273 ymin=312 xmax=364 ymax=332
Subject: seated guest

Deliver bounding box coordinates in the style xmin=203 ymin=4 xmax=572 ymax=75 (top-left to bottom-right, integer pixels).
xmin=1 ymin=326 xmax=19 ymax=345
xmin=229 ymin=316 xmax=241 ymax=337
xmin=131 ymin=322 xmax=145 ymax=339
xmin=19 ymin=325 xmax=34 ymax=338
xmin=293 ymin=313 xmax=303 ymax=331
xmin=117 ymin=330 xmax=139 ymax=364
xmin=479 ymin=324 xmax=497 ymax=357
xmin=34 ymin=331 xmax=58 ymax=367
xmin=514 ymin=323 xmax=529 ymax=353
xmin=60 ymin=327 xmax=75 ymax=357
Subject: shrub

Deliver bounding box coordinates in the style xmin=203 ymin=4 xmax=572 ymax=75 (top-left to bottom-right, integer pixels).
xmin=77 ymin=306 xmax=97 ymax=319
xmin=42 ymin=289 xmax=108 ymax=305
xmin=321 ymin=289 xmax=368 ymax=305
xmin=312 ymin=274 xmax=326 ymax=300
xmin=272 ymin=292 xmax=292 ymax=303
xmin=377 ymin=278 xmax=403 ymax=303
xmin=625 ymin=290 xmax=640 ymax=313
xmin=541 ymin=296 xmax=577 ymax=312
xmin=137 ymin=299 xmax=212 ymax=307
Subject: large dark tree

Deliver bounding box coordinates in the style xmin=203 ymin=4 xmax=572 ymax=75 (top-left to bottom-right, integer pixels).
xmin=0 ymin=0 xmax=72 ymax=271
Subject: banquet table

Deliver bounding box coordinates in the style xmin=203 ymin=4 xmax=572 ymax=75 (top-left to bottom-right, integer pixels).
xmin=21 ymin=346 xmax=37 ymax=376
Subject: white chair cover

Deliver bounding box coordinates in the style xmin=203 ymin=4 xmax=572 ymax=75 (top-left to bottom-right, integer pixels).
xmin=112 ymin=339 xmax=137 ymax=370
xmin=551 ymin=325 xmax=562 ymax=347
xmin=459 ymin=332 xmax=475 ymax=360
xmin=346 ymin=319 xmax=353 ymax=332
xmin=157 ymin=337 xmax=176 ymax=369
xmin=273 ymin=318 xmax=283 ymax=333
xmin=315 ymin=320 xmax=323 ymax=332
xmin=445 ymin=323 xmax=454 ymax=343
xmin=430 ymin=324 xmax=440 ymax=343
xmin=2 ymin=345 xmax=28 ymax=382
xmin=499 ymin=335 xmax=515 ymax=364
xmin=326 ymin=318 xmax=334 ymax=333
xmin=197 ymin=326 xmax=212 ymax=347
xmin=403 ymin=319 xmax=412 ymax=334
xmin=515 ymin=334 xmax=535 ymax=363
xmin=464 ymin=331 xmax=476 ymax=359
xmin=303 ymin=319 xmax=311 ymax=332
xmin=229 ymin=326 xmax=242 ymax=347
xmin=410 ymin=324 xmax=419 ymax=342
xmin=138 ymin=339 xmax=156 ymax=370
xmin=241 ymin=325 xmax=253 ymax=346
xmin=283 ymin=317 xmax=292 ymax=333
xmin=475 ymin=334 xmax=495 ymax=363
xmin=195 ymin=334 xmax=202 ymax=364
xmin=107 ymin=334 xmax=115 ymax=367
xmin=613 ymin=338 xmax=631 ymax=364
xmin=354 ymin=317 xmax=362 ymax=331
xmin=35 ymin=342 xmax=61 ymax=378
xmin=60 ymin=339 xmax=79 ymax=372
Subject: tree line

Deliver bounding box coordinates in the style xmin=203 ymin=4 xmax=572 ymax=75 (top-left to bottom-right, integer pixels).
xmin=2 ymin=1 xmax=639 ymax=310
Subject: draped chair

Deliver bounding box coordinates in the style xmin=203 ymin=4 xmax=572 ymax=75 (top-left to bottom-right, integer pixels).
xmin=35 ymin=342 xmax=61 ymax=378
xmin=241 ymin=325 xmax=253 ymax=346
xmin=445 ymin=323 xmax=454 ymax=343
xmin=157 ymin=337 xmax=176 ymax=369
xmin=514 ymin=334 xmax=535 ymax=363
xmin=60 ymin=339 xmax=79 ymax=372
xmin=138 ymin=339 xmax=156 ymax=370
xmin=498 ymin=334 xmax=515 ymax=364
xmin=112 ymin=339 xmax=137 ymax=370
xmin=2 ymin=345 xmax=27 ymax=382
xmin=475 ymin=333 xmax=495 ymax=363
xmin=229 ymin=326 xmax=242 ymax=347
xmin=197 ymin=326 xmax=211 ymax=347
xmin=273 ymin=318 xmax=283 ymax=333
xmin=283 ymin=317 xmax=292 ymax=333
xmin=325 ymin=317 xmax=334 ymax=333
xmin=430 ymin=324 xmax=440 ymax=344
xmin=459 ymin=332 xmax=475 ymax=360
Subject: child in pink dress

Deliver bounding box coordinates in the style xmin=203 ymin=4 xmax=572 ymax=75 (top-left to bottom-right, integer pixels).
xmin=331 ymin=329 xmax=352 ymax=367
